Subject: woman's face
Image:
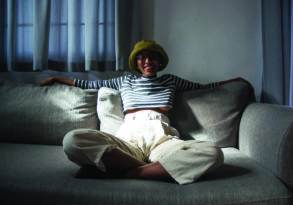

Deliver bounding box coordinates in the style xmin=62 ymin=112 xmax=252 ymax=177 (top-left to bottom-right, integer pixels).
xmin=136 ymin=51 xmax=161 ymax=77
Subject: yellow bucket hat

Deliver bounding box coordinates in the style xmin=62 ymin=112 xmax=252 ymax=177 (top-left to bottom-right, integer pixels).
xmin=128 ymin=40 xmax=169 ymax=72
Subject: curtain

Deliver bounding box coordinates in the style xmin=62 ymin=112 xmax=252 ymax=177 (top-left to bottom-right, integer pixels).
xmin=0 ymin=0 xmax=6 ymax=70
xmin=261 ymin=0 xmax=292 ymax=106
xmin=115 ymin=0 xmax=141 ymax=70
xmin=0 ymin=0 xmax=140 ymax=72
xmin=291 ymin=1 xmax=293 ymax=105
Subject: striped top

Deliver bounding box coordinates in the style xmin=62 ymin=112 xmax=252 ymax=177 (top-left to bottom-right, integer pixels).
xmin=74 ymin=73 xmax=220 ymax=112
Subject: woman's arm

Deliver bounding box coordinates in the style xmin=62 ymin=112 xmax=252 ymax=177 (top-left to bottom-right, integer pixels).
xmin=201 ymin=77 xmax=253 ymax=89
xmin=172 ymin=74 xmax=252 ymax=91
xmin=217 ymin=77 xmax=252 ymax=86
xmin=41 ymin=76 xmax=124 ymax=90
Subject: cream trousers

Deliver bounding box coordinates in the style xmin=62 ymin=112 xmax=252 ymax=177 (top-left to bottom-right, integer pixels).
xmin=63 ymin=110 xmax=223 ymax=185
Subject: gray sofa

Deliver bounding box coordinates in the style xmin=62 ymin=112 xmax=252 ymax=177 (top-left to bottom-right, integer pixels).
xmin=0 ymin=71 xmax=292 ymax=205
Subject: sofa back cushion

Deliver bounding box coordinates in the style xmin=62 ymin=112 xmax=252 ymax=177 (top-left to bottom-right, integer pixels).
xmin=97 ymin=81 xmax=254 ymax=148
xmin=0 ymin=81 xmax=98 ymax=145
xmin=170 ymin=81 xmax=254 ymax=147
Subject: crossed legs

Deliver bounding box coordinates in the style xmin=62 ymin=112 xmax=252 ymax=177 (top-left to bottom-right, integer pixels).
xmin=63 ymin=129 xmax=173 ymax=181
xmin=63 ymin=128 xmax=223 ymax=184
xmin=102 ymin=148 xmax=173 ymax=181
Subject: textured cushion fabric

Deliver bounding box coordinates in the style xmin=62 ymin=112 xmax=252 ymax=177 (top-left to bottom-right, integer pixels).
xmin=97 ymin=87 xmax=124 ymax=135
xmin=170 ymin=81 xmax=254 ymax=147
xmin=239 ymin=103 xmax=293 ymax=189
xmin=0 ymin=81 xmax=98 ymax=145
xmin=0 ymin=143 xmax=291 ymax=205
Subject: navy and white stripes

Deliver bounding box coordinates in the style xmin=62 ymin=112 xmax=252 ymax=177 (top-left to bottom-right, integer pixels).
xmin=74 ymin=73 xmax=220 ymax=112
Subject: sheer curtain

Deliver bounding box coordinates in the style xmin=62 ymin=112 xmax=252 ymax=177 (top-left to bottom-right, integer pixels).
xmin=0 ymin=0 xmax=140 ymax=72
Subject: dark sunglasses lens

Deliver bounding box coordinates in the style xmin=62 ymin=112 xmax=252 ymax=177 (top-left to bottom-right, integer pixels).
xmin=137 ymin=53 xmax=160 ymax=61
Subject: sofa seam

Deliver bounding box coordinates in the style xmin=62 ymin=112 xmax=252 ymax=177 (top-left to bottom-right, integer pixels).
xmin=223 ymin=196 xmax=292 ymax=205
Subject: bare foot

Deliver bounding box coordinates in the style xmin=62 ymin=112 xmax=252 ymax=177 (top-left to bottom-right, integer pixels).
xmin=101 ymin=148 xmax=146 ymax=175
xmin=125 ymin=162 xmax=175 ymax=182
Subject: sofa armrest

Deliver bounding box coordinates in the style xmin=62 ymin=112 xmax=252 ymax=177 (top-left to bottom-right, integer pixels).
xmin=239 ymin=103 xmax=293 ymax=188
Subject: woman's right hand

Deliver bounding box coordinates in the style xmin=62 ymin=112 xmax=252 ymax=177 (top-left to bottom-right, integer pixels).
xmin=40 ymin=77 xmax=75 ymax=86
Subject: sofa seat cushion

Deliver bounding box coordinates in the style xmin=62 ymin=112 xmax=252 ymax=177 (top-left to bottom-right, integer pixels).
xmin=0 ymin=143 xmax=291 ymax=205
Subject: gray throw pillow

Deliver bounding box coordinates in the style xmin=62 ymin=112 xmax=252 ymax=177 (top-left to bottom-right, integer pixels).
xmin=0 ymin=81 xmax=98 ymax=145
xmin=170 ymin=81 xmax=255 ymax=148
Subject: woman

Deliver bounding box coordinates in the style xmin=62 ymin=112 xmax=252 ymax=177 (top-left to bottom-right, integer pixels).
xmin=42 ymin=40 xmax=246 ymax=184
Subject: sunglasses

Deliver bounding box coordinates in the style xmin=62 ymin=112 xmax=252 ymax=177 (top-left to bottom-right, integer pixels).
xmin=136 ymin=52 xmax=161 ymax=61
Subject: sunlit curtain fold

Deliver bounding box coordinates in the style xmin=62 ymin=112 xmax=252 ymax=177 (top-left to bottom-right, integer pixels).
xmin=33 ymin=0 xmax=51 ymax=70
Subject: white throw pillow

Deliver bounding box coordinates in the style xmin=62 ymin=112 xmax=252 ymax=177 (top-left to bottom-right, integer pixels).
xmin=97 ymin=87 xmax=124 ymax=135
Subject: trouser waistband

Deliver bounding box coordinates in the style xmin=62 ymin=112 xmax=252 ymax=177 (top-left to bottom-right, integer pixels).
xmin=124 ymin=110 xmax=170 ymax=125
